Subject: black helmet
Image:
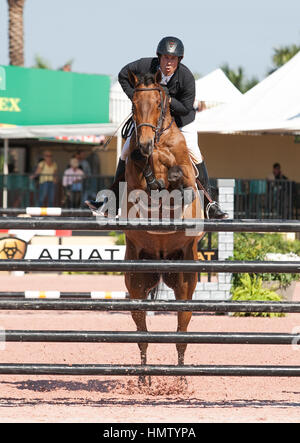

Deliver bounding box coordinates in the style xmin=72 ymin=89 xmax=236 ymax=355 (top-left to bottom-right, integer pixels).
xmin=156 ymin=36 xmax=184 ymax=58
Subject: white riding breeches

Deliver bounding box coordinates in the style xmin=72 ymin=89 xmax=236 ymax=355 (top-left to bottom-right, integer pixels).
xmin=120 ymin=119 xmax=203 ymax=164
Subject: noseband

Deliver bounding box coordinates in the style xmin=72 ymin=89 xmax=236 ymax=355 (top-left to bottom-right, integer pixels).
xmin=133 ymin=86 xmax=174 ymax=145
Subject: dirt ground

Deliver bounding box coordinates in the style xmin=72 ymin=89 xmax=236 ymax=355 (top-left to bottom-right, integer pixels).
xmin=0 ymin=274 xmax=299 ymax=423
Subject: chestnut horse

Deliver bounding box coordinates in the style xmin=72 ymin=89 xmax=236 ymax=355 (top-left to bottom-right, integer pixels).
xmin=122 ymin=70 xmax=204 ymax=377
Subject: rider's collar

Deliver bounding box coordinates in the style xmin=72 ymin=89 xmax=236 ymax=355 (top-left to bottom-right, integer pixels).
xmin=159 ymin=67 xmax=174 ymax=85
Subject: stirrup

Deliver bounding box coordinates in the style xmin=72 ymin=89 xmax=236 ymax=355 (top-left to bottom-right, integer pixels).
xmin=85 ymin=199 xmax=108 ymax=217
xmin=206 ymin=201 xmax=228 ymax=219
xmin=85 ymin=199 xmax=121 ymax=218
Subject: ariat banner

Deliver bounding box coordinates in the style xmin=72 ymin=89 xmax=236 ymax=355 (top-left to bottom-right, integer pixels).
xmin=0 ymin=239 xmax=217 ymax=261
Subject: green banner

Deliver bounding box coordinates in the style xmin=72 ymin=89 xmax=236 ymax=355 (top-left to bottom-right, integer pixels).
xmin=0 ymin=65 xmax=110 ymax=125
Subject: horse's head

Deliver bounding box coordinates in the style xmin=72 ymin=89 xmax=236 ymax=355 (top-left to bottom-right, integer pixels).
xmin=129 ymin=70 xmax=168 ymax=158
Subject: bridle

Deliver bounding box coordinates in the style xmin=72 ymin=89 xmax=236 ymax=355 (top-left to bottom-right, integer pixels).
xmin=133 ymin=86 xmax=174 ymax=145
xmin=130 ymin=84 xmax=174 ymax=192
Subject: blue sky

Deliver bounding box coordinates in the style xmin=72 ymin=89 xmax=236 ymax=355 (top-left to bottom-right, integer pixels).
xmin=1 ymin=0 xmax=299 ymax=81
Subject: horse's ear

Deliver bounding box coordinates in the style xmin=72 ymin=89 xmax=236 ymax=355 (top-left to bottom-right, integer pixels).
xmin=128 ymin=70 xmax=138 ymax=88
xmin=155 ymin=69 xmax=162 ymax=85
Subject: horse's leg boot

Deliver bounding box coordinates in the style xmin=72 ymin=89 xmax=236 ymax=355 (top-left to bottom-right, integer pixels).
xmin=85 ymin=158 xmax=126 ymax=215
xmin=196 ymin=162 xmax=229 ymax=219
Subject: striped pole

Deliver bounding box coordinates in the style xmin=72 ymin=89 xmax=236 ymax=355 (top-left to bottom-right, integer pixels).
xmin=0 ymin=291 xmax=128 ymax=299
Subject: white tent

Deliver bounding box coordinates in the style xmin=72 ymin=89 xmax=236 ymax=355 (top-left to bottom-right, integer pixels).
xmin=109 ymin=81 xmax=131 ymax=124
xmin=195 ymin=68 xmax=242 ymax=106
xmin=196 ymin=51 xmax=300 ymax=134
xmin=109 ymin=69 xmax=242 ymax=120
xmin=0 ymin=122 xmax=118 ymax=139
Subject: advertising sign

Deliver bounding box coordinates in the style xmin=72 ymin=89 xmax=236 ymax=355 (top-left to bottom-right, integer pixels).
xmin=0 ymin=65 xmax=110 ymax=125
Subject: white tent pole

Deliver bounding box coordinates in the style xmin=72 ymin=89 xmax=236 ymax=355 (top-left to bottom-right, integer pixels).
xmin=3 ymin=138 xmax=9 ymax=209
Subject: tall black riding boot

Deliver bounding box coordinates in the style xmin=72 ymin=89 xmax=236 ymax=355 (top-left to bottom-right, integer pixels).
xmin=85 ymin=158 xmax=126 ymax=215
xmin=196 ymin=161 xmax=228 ymax=219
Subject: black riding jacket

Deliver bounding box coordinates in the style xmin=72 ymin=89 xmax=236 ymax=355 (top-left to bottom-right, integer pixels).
xmin=118 ymin=57 xmax=196 ymax=128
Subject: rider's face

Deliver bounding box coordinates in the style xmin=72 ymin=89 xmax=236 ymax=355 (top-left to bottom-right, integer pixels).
xmin=159 ymin=54 xmax=179 ymax=76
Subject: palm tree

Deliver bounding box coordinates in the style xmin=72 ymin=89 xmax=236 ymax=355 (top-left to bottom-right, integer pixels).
xmin=32 ymin=55 xmax=74 ymax=71
xmin=268 ymin=45 xmax=300 ymax=74
xmin=220 ymin=64 xmax=259 ymax=93
xmin=7 ymin=0 xmax=26 ymax=66
xmin=32 ymin=55 xmax=52 ymax=70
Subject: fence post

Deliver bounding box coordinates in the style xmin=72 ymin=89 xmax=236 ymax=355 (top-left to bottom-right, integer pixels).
xmin=154 ymin=179 xmax=235 ymax=301
xmin=193 ymin=179 xmax=234 ymax=300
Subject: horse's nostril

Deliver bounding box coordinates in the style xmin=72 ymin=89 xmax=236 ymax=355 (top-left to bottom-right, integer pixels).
xmin=139 ymin=141 xmax=153 ymax=157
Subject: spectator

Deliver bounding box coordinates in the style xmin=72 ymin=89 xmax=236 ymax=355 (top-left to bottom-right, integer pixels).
xmin=86 ymin=146 xmax=101 ymax=200
xmin=62 ymin=157 xmax=85 ymax=208
xmin=268 ymin=163 xmax=288 ymax=180
xmin=75 ymin=150 xmax=91 ymax=175
xmin=31 ymin=150 xmax=58 ymax=207
xmin=75 ymin=150 xmax=92 ymax=203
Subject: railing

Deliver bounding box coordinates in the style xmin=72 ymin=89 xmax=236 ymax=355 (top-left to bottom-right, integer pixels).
xmin=0 ymin=173 xmax=114 ymax=208
xmin=234 ymin=179 xmax=300 ymax=219
xmin=1 ymin=175 xmax=300 ymax=219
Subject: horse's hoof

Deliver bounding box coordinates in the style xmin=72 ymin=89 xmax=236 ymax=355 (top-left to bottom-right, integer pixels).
xmin=138 ymin=375 xmax=151 ymax=388
xmin=179 ymin=375 xmax=188 ymax=388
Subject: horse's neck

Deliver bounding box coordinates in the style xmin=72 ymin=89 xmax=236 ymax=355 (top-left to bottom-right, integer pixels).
xmin=162 ymin=108 xmax=172 ymax=129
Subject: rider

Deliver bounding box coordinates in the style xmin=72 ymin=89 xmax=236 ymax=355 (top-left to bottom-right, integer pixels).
xmin=86 ymin=36 xmax=228 ymax=219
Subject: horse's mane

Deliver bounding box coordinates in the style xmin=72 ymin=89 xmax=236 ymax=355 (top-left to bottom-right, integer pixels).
xmin=136 ymin=73 xmax=157 ymax=87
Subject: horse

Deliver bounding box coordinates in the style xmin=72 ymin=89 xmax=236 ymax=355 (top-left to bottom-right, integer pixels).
xmin=121 ymin=70 xmax=204 ymax=382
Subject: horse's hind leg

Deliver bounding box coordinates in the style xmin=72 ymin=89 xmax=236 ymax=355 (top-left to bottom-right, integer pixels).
xmin=164 ymin=271 xmax=197 ymax=366
xmin=125 ymin=271 xmax=160 ymax=385
xmin=176 ymin=309 xmax=193 ymax=366
xmin=174 ymin=273 xmax=197 ymax=387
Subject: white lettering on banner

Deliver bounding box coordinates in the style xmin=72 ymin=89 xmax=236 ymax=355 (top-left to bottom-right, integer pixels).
xmin=25 ymin=245 xmax=126 ymax=260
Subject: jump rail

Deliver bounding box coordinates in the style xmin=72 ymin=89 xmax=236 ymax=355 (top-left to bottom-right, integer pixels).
xmin=3 ymin=330 xmax=300 ymax=345
xmin=0 ymin=291 xmax=127 ymax=299
xmin=1 ymin=217 xmax=300 ymax=232
xmin=0 ymin=364 xmax=299 ymax=376
xmin=0 ymin=208 xmax=91 ymax=217
xmin=0 ymin=299 xmax=299 ymax=312
xmin=1 ymin=213 xmax=300 ymax=377
xmin=0 ymin=259 xmax=300 ymax=273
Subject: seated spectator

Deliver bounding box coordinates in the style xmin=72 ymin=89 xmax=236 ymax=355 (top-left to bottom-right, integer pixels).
xmin=62 ymin=158 xmax=85 ymax=208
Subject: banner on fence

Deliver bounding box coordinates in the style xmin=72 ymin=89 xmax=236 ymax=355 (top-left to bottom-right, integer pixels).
xmin=0 ymin=237 xmax=218 ymax=262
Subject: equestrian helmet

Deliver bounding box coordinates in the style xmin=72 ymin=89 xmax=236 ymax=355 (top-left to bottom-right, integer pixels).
xmin=156 ymin=36 xmax=184 ymax=58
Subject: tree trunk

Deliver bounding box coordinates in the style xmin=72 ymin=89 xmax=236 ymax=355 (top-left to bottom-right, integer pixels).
xmin=7 ymin=0 xmax=25 ymax=66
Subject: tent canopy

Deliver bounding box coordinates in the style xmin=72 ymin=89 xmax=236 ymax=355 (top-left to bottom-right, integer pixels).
xmin=195 ymin=68 xmax=242 ymax=104
xmin=196 ymin=51 xmax=300 ymax=134
xmin=0 ymin=123 xmax=118 ymax=139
